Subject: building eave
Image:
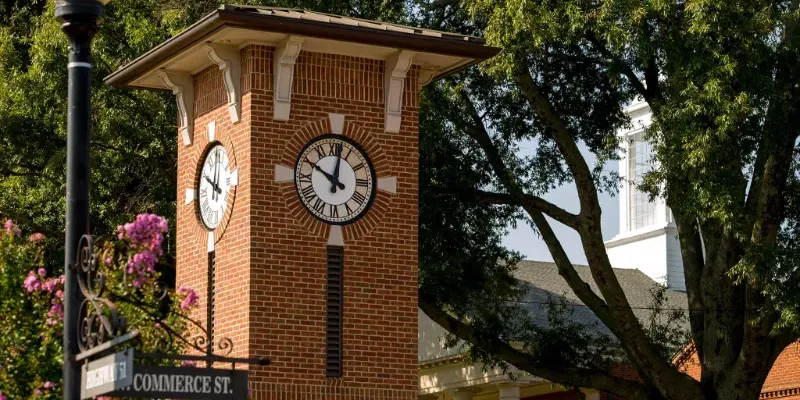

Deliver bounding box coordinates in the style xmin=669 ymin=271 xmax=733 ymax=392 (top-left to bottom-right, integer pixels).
xmin=105 ymin=6 xmax=499 ymax=89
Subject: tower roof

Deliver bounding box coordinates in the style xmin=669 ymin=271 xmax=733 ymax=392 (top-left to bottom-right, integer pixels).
xmin=105 ymin=4 xmax=499 ymax=89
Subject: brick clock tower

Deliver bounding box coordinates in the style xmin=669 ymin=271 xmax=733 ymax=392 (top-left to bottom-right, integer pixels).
xmin=107 ymin=5 xmax=496 ymax=399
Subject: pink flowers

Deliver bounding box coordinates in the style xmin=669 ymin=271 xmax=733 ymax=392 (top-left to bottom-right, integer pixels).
xmin=117 ymin=214 xmax=168 ymax=288
xmin=28 ymin=232 xmax=45 ymax=242
xmin=3 ymin=219 xmax=20 ymax=237
xmin=117 ymin=214 xmax=168 ymax=254
xmin=178 ymin=285 xmax=199 ymax=310
xmin=24 ymin=271 xmax=42 ymax=292
xmin=23 ymin=269 xmax=66 ymax=324
xmin=180 ymin=360 xmax=198 ymax=367
xmin=0 ymin=391 xmax=5 ymax=400
xmin=47 ymin=301 xmax=64 ymax=325
xmin=33 ymin=381 xmax=56 ymax=396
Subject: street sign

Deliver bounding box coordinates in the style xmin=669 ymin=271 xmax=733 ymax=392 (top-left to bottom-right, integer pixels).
xmin=107 ymin=364 xmax=248 ymax=400
xmin=80 ymin=348 xmax=134 ymax=399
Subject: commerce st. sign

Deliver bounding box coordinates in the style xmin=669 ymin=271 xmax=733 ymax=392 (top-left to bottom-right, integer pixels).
xmin=107 ymin=364 xmax=248 ymax=400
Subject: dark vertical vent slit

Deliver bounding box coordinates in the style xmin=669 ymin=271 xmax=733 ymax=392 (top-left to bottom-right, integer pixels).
xmin=208 ymin=250 xmax=216 ymax=357
xmin=326 ymin=246 xmax=344 ymax=377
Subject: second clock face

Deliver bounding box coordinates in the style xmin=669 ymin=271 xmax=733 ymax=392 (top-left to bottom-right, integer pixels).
xmin=294 ymin=135 xmax=376 ymax=225
xmin=197 ymin=143 xmax=231 ymax=230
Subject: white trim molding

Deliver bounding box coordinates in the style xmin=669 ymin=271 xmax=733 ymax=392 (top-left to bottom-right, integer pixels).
xmin=377 ymin=176 xmax=397 ymax=194
xmin=207 ymin=120 xmax=216 ymax=142
xmin=273 ymin=36 xmax=304 ymax=121
xmin=384 ymin=50 xmax=415 ymax=133
xmin=328 ymin=225 xmax=344 ymax=246
xmin=329 ymin=113 xmax=345 ymax=134
xmin=498 ymin=382 xmax=520 ymax=400
xmin=156 ymin=70 xmax=194 ymax=146
xmin=205 ymin=43 xmax=242 ymax=123
xmin=184 ymin=189 xmax=195 ymax=205
xmin=207 ymin=231 xmax=215 ymax=253
xmin=605 ymin=224 xmax=678 ymax=249
xmin=274 ymin=164 xmax=294 ymax=182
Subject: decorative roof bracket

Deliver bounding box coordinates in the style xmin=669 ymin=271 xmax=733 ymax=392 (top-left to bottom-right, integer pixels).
xmin=156 ymin=70 xmax=194 ymax=146
xmin=384 ymin=50 xmax=415 ymax=133
xmin=205 ymin=43 xmax=242 ymax=123
xmin=274 ymin=36 xmax=304 ymax=121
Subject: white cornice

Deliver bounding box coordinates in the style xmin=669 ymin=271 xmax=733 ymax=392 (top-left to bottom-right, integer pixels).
xmin=605 ymin=224 xmax=677 ymax=249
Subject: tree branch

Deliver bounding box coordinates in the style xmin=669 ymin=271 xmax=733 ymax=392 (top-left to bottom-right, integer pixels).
xmin=526 ymin=209 xmax=618 ymax=327
xmin=419 ymin=292 xmax=652 ymax=400
xmin=512 ymin=65 xmax=603 ymax=221
xmin=586 ymin=34 xmax=650 ymax=102
xmin=454 ymin=90 xmax=614 ymax=329
xmin=513 ymin=62 xmax=705 ymax=400
xmin=670 ymin=207 xmax=706 ymax=361
xmin=471 ymin=189 xmax=581 ymax=229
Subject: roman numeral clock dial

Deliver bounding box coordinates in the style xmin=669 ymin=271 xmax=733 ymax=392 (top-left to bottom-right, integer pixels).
xmin=294 ymin=135 xmax=376 ymax=225
xmin=196 ymin=142 xmax=238 ymax=232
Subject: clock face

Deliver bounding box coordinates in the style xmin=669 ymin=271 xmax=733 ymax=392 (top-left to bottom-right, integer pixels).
xmin=197 ymin=143 xmax=232 ymax=230
xmin=294 ymin=135 xmax=377 ymax=225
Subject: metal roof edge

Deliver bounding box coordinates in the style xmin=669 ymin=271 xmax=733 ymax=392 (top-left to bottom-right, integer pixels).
xmin=105 ymin=7 xmax=499 ymax=88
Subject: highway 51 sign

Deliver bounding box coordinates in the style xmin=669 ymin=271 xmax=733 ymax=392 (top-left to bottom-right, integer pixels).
xmin=80 ymin=349 xmax=134 ymax=399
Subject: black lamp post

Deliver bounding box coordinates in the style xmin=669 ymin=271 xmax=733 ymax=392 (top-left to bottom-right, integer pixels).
xmin=54 ymin=1 xmax=106 ymax=399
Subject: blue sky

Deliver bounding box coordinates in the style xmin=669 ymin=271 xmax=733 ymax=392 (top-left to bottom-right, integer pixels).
xmin=501 ymin=142 xmax=620 ymax=265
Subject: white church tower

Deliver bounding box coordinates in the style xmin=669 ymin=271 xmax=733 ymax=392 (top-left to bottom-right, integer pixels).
xmin=604 ymin=101 xmax=686 ymax=291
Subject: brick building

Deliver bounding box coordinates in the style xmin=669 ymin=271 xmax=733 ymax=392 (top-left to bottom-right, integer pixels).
xmin=106 ymin=5 xmax=495 ymax=399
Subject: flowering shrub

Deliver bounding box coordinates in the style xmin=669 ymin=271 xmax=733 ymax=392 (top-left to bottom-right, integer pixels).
xmin=0 ymin=215 xmax=198 ymax=399
xmin=178 ymin=285 xmax=199 ymax=310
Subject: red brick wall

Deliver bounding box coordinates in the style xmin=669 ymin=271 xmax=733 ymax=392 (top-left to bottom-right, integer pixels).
xmin=177 ymin=61 xmax=253 ymax=363
xmin=177 ymin=44 xmax=418 ymax=399
xmin=678 ymin=343 xmax=800 ymax=400
xmin=601 ymin=343 xmax=800 ymax=400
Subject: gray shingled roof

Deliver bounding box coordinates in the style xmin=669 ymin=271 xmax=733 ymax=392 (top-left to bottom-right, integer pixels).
xmin=513 ymin=261 xmax=688 ymax=337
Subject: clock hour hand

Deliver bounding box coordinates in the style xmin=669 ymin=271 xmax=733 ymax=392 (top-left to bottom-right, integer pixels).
xmin=331 ymin=143 xmax=343 ymax=193
xmin=313 ymin=164 xmax=345 ymax=190
xmin=204 ymin=175 xmax=222 ymax=194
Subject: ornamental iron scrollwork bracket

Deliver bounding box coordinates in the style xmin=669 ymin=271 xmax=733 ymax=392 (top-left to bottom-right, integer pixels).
xmin=71 ymin=234 xmax=269 ymax=367
xmin=72 ymin=234 xmax=128 ymax=353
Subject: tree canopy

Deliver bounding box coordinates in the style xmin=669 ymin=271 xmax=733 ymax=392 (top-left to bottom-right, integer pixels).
xmin=1 ymin=1 xmax=799 ymax=400
xmin=417 ymin=1 xmax=800 ymax=400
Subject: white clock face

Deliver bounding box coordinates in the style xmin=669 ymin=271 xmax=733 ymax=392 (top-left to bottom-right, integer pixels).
xmin=294 ymin=135 xmax=376 ymax=225
xmin=197 ymin=143 xmax=232 ymax=230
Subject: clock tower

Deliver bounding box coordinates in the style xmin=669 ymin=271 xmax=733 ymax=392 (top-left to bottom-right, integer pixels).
xmin=106 ymin=5 xmax=497 ymax=398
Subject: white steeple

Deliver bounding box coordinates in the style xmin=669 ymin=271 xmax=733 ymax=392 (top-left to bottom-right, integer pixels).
xmin=604 ymin=101 xmax=686 ymax=291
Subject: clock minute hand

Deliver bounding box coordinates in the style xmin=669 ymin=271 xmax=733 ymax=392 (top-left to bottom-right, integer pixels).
xmin=313 ymin=164 xmax=345 ymax=190
xmin=331 ymin=143 xmax=343 ymax=193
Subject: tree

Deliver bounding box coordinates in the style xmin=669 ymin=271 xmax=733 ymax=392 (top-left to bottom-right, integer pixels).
xmin=4 ymin=1 xmax=798 ymax=399
xmin=415 ymin=1 xmax=800 ymax=400
xmin=0 ymin=216 xmax=199 ymax=399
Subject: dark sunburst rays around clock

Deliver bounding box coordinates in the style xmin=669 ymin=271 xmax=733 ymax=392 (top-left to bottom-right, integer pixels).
xmin=293 ymin=134 xmax=377 ymax=225
xmin=274 ymin=114 xmax=398 ymax=245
